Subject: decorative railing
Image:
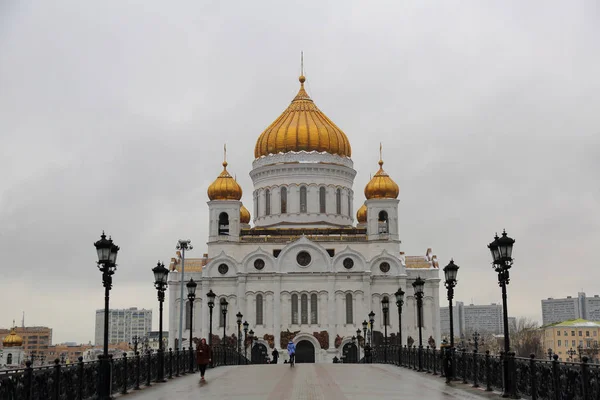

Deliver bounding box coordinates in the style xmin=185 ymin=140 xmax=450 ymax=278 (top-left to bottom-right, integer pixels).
xmin=364 ymin=344 xmax=600 ymax=400
xmin=0 ymin=345 xmax=249 ymax=400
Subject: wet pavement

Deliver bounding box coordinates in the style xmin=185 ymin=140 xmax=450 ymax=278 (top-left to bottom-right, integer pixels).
xmin=119 ymin=364 xmax=501 ymax=399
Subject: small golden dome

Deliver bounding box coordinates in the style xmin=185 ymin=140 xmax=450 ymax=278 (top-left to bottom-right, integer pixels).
xmin=254 ymin=75 xmax=352 ymax=159
xmin=356 ymin=203 xmax=367 ymax=223
xmin=240 ymin=204 xmax=251 ymax=224
xmin=3 ymin=328 xmax=23 ymax=347
xmin=364 ymin=159 xmax=399 ymax=199
xmin=207 ymin=161 xmax=243 ymax=201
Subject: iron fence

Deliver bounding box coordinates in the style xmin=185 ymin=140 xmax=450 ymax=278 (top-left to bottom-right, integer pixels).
xmin=365 ymin=344 xmax=600 ymax=400
xmin=0 ymin=345 xmax=248 ymax=400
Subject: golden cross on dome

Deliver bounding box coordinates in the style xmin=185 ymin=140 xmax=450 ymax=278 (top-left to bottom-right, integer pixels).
xmin=301 ymin=51 xmax=304 ymax=76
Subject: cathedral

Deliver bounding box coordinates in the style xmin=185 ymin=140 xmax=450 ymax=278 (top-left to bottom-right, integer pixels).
xmin=167 ymin=73 xmax=441 ymax=363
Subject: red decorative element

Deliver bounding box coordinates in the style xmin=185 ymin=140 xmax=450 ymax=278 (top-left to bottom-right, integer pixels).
xmin=313 ymin=331 xmax=329 ymax=350
xmin=263 ymin=334 xmax=275 ymax=349
xmin=334 ymin=335 xmax=342 ymax=349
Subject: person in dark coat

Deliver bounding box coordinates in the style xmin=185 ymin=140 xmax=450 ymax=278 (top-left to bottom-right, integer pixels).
xmin=272 ymin=348 xmax=279 ymax=364
xmin=196 ymin=338 xmax=212 ymax=382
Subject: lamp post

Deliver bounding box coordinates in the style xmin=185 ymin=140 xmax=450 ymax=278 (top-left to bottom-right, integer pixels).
xmin=186 ymin=278 xmax=197 ymax=372
xmin=412 ymin=276 xmax=425 ymax=372
xmin=577 ymin=345 xmax=583 ymax=362
xmin=220 ymin=298 xmax=229 ymax=344
xmin=368 ymin=311 xmax=375 ymax=346
xmin=207 ymin=289 xmax=216 ymax=349
xmin=488 ymin=230 xmax=516 ymax=398
xmin=243 ymin=321 xmax=249 ymax=364
xmin=547 ymin=348 xmax=553 ymax=360
xmin=351 ymin=336 xmax=357 ymax=363
xmin=152 ymin=261 xmax=169 ymax=382
xmin=94 ymin=232 xmax=119 ymax=400
xmin=443 ymin=259 xmax=459 ymax=380
xmin=236 ymin=312 xmax=243 ymax=365
xmin=356 ymin=329 xmax=362 ymax=363
xmin=471 ymin=331 xmax=480 ymax=352
xmin=567 ymin=348 xmax=577 ymax=361
xmin=249 ymin=329 xmax=254 ymax=363
xmin=176 ymin=239 xmax=193 ymax=351
xmin=382 ymin=297 xmax=389 ymax=363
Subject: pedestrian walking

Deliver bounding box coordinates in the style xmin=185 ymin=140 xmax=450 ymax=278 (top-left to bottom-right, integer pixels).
xmin=272 ymin=348 xmax=279 ymax=364
xmin=196 ymin=338 xmax=212 ymax=383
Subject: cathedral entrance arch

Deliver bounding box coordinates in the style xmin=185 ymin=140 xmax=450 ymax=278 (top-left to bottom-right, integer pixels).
xmin=295 ymin=340 xmax=315 ymax=363
xmin=342 ymin=342 xmax=358 ymax=363
xmin=251 ymin=343 xmax=268 ymax=364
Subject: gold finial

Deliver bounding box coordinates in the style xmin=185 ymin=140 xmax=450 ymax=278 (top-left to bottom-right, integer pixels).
xmin=379 ymin=143 xmax=384 ymax=167
xmin=223 ymin=144 xmax=228 ymax=168
xmin=299 ymin=51 xmax=306 ymax=84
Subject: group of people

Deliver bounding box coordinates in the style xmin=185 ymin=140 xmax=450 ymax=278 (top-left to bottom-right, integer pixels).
xmin=194 ymin=339 xmax=298 ymax=382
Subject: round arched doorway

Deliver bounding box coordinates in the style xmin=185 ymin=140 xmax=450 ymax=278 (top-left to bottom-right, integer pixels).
xmin=295 ymin=340 xmax=315 ymax=363
xmin=251 ymin=343 xmax=268 ymax=364
xmin=342 ymin=342 xmax=358 ymax=363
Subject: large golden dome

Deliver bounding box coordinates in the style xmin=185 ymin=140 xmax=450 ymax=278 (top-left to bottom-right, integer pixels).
xmin=356 ymin=203 xmax=367 ymax=223
xmin=2 ymin=328 xmax=23 ymax=347
xmin=364 ymin=159 xmax=399 ymax=199
xmin=254 ymin=76 xmax=352 ymax=159
xmin=240 ymin=204 xmax=251 ymax=224
xmin=207 ymin=161 xmax=243 ymax=201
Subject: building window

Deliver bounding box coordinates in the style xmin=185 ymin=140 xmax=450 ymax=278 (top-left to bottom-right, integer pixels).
xmin=291 ymin=294 xmax=298 ymax=324
xmin=218 ymin=212 xmax=230 ymax=235
xmin=256 ymin=195 xmax=260 ymax=217
xmin=265 ymin=189 xmax=271 ymax=216
xmin=319 ymin=187 xmax=326 ymax=213
xmin=579 ymin=331 xmax=582 ymax=336
xmin=594 ymin=331 xmax=597 ymax=337
xmin=378 ymin=210 xmax=389 ymax=234
xmin=557 ymin=331 xmax=561 ymax=336
xmin=586 ymin=331 xmax=590 ymax=337
xmin=345 ymin=293 xmax=353 ymax=324
xmin=310 ymin=294 xmax=318 ymax=324
xmin=185 ymin=300 xmax=192 ymax=330
xmin=301 ymin=294 xmax=308 ymax=324
xmin=572 ymin=331 xmax=575 ymax=336
xmin=558 ymin=340 xmax=562 ymax=346
xmin=219 ymin=298 xmax=226 ymax=327
xmin=280 ymin=187 xmax=287 ymax=213
xmin=256 ymin=294 xmax=263 ymax=325
xmin=347 ymin=193 xmax=352 ymax=217
xmin=7 ymin=354 xmax=12 ymax=364
xmin=336 ymin=188 xmax=341 ymax=214
xmin=300 ymin=186 xmax=307 ymax=213
xmin=572 ymin=340 xmax=576 ymax=347
xmin=565 ymin=331 xmax=568 ymax=336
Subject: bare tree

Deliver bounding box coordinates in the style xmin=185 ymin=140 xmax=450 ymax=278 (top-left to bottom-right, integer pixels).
xmin=510 ymin=317 xmax=543 ymax=358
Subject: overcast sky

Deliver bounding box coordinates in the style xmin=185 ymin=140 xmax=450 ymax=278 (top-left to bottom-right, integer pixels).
xmin=1 ymin=1 xmax=598 ymax=344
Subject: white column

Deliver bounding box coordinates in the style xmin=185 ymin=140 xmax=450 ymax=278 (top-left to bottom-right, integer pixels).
xmin=274 ymin=277 xmax=281 ymax=341
xmin=328 ymin=277 xmax=336 ymax=349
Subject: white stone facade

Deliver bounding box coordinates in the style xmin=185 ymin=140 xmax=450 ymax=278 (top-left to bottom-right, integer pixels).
xmin=167 ymin=150 xmax=441 ymax=362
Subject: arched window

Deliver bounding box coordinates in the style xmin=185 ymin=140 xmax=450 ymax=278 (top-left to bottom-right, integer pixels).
xmin=185 ymin=300 xmax=192 ymax=330
xmin=218 ymin=212 xmax=229 ymax=235
xmin=7 ymin=354 xmax=12 ymax=364
xmin=265 ymin=189 xmax=271 ymax=216
xmin=347 ymin=194 xmax=352 ymax=217
xmin=378 ymin=210 xmax=389 ymax=234
xmin=219 ymin=298 xmax=226 ymax=327
xmin=256 ymin=294 xmax=263 ymax=325
xmin=345 ymin=293 xmax=353 ymax=324
xmin=319 ymin=187 xmax=326 ymax=213
xmin=255 ymin=192 xmax=259 ymax=217
xmin=291 ymin=294 xmax=299 ymax=324
xmin=280 ymin=187 xmax=287 ymax=213
xmin=336 ymin=188 xmax=342 ymax=214
xmin=382 ymin=296 xmax=390 ymax=326
xmin=301 ymin=294 xmax=308 ymax=324
xmin=310 ymin=294 xmax=318 ymax=324
xmin=300 ymin=186 xmax=307 ymax=213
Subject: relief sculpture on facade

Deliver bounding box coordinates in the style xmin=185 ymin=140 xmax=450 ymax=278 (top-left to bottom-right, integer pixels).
xmin=313 ymin=331 xmax=329 ymax=350
xmin=280 ymin=329 xmax=300 ymax=348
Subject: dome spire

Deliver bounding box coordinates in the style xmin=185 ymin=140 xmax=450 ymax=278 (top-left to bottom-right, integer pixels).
xmin=207 ymin=145 xmax=242 ymax=201
xmin=364 ymin=145 xmax=399 ymax=199
xmin=223 ymin=143 xmax=228 ymax=168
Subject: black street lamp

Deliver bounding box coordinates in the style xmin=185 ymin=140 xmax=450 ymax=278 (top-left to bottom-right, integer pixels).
xmin=351 ymin=336 xmax=357 ymax=363
xmin=207 ymin=289 xmax=216 ymax=350
xmin=94 ymin=232 xmax=119 ymax=400
xmin=577 ymin=345 xmax=583 ymax=362
xmin=362 ymin=320 xmax=368 ymax=345
xmin=152 ymin=261 xmax=169 ymax=382
xmin=248 ymin=329 xmax=255 ymax=362
xmin=547 ymin=348 xmax=553 ymax=360
xmin=382 ymin=297 xmax=389 ymax=363
xmin=236 ymin=312 xmax=243 ymax=365
xmin=220 ymin=298 xmax=229 ymax=345
xmin=412 ymin=276 xmax=425 ymax=372
xmin=186 ymin=278 xmax=197 ymax=372
xmin=567 ymin=347 xmax=577 ymax=361
xmin=488 ymin=230 xmax=516 ymax=398
xmin=471 ymin=331 xmax=480 ymax=352
xmin=356 ymin=329 xmax=362 ymax=362
xmin=368 ymin=311 xmax=375 ymax=346
xmin=243 ymin=320 xmax=249 ymax=363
